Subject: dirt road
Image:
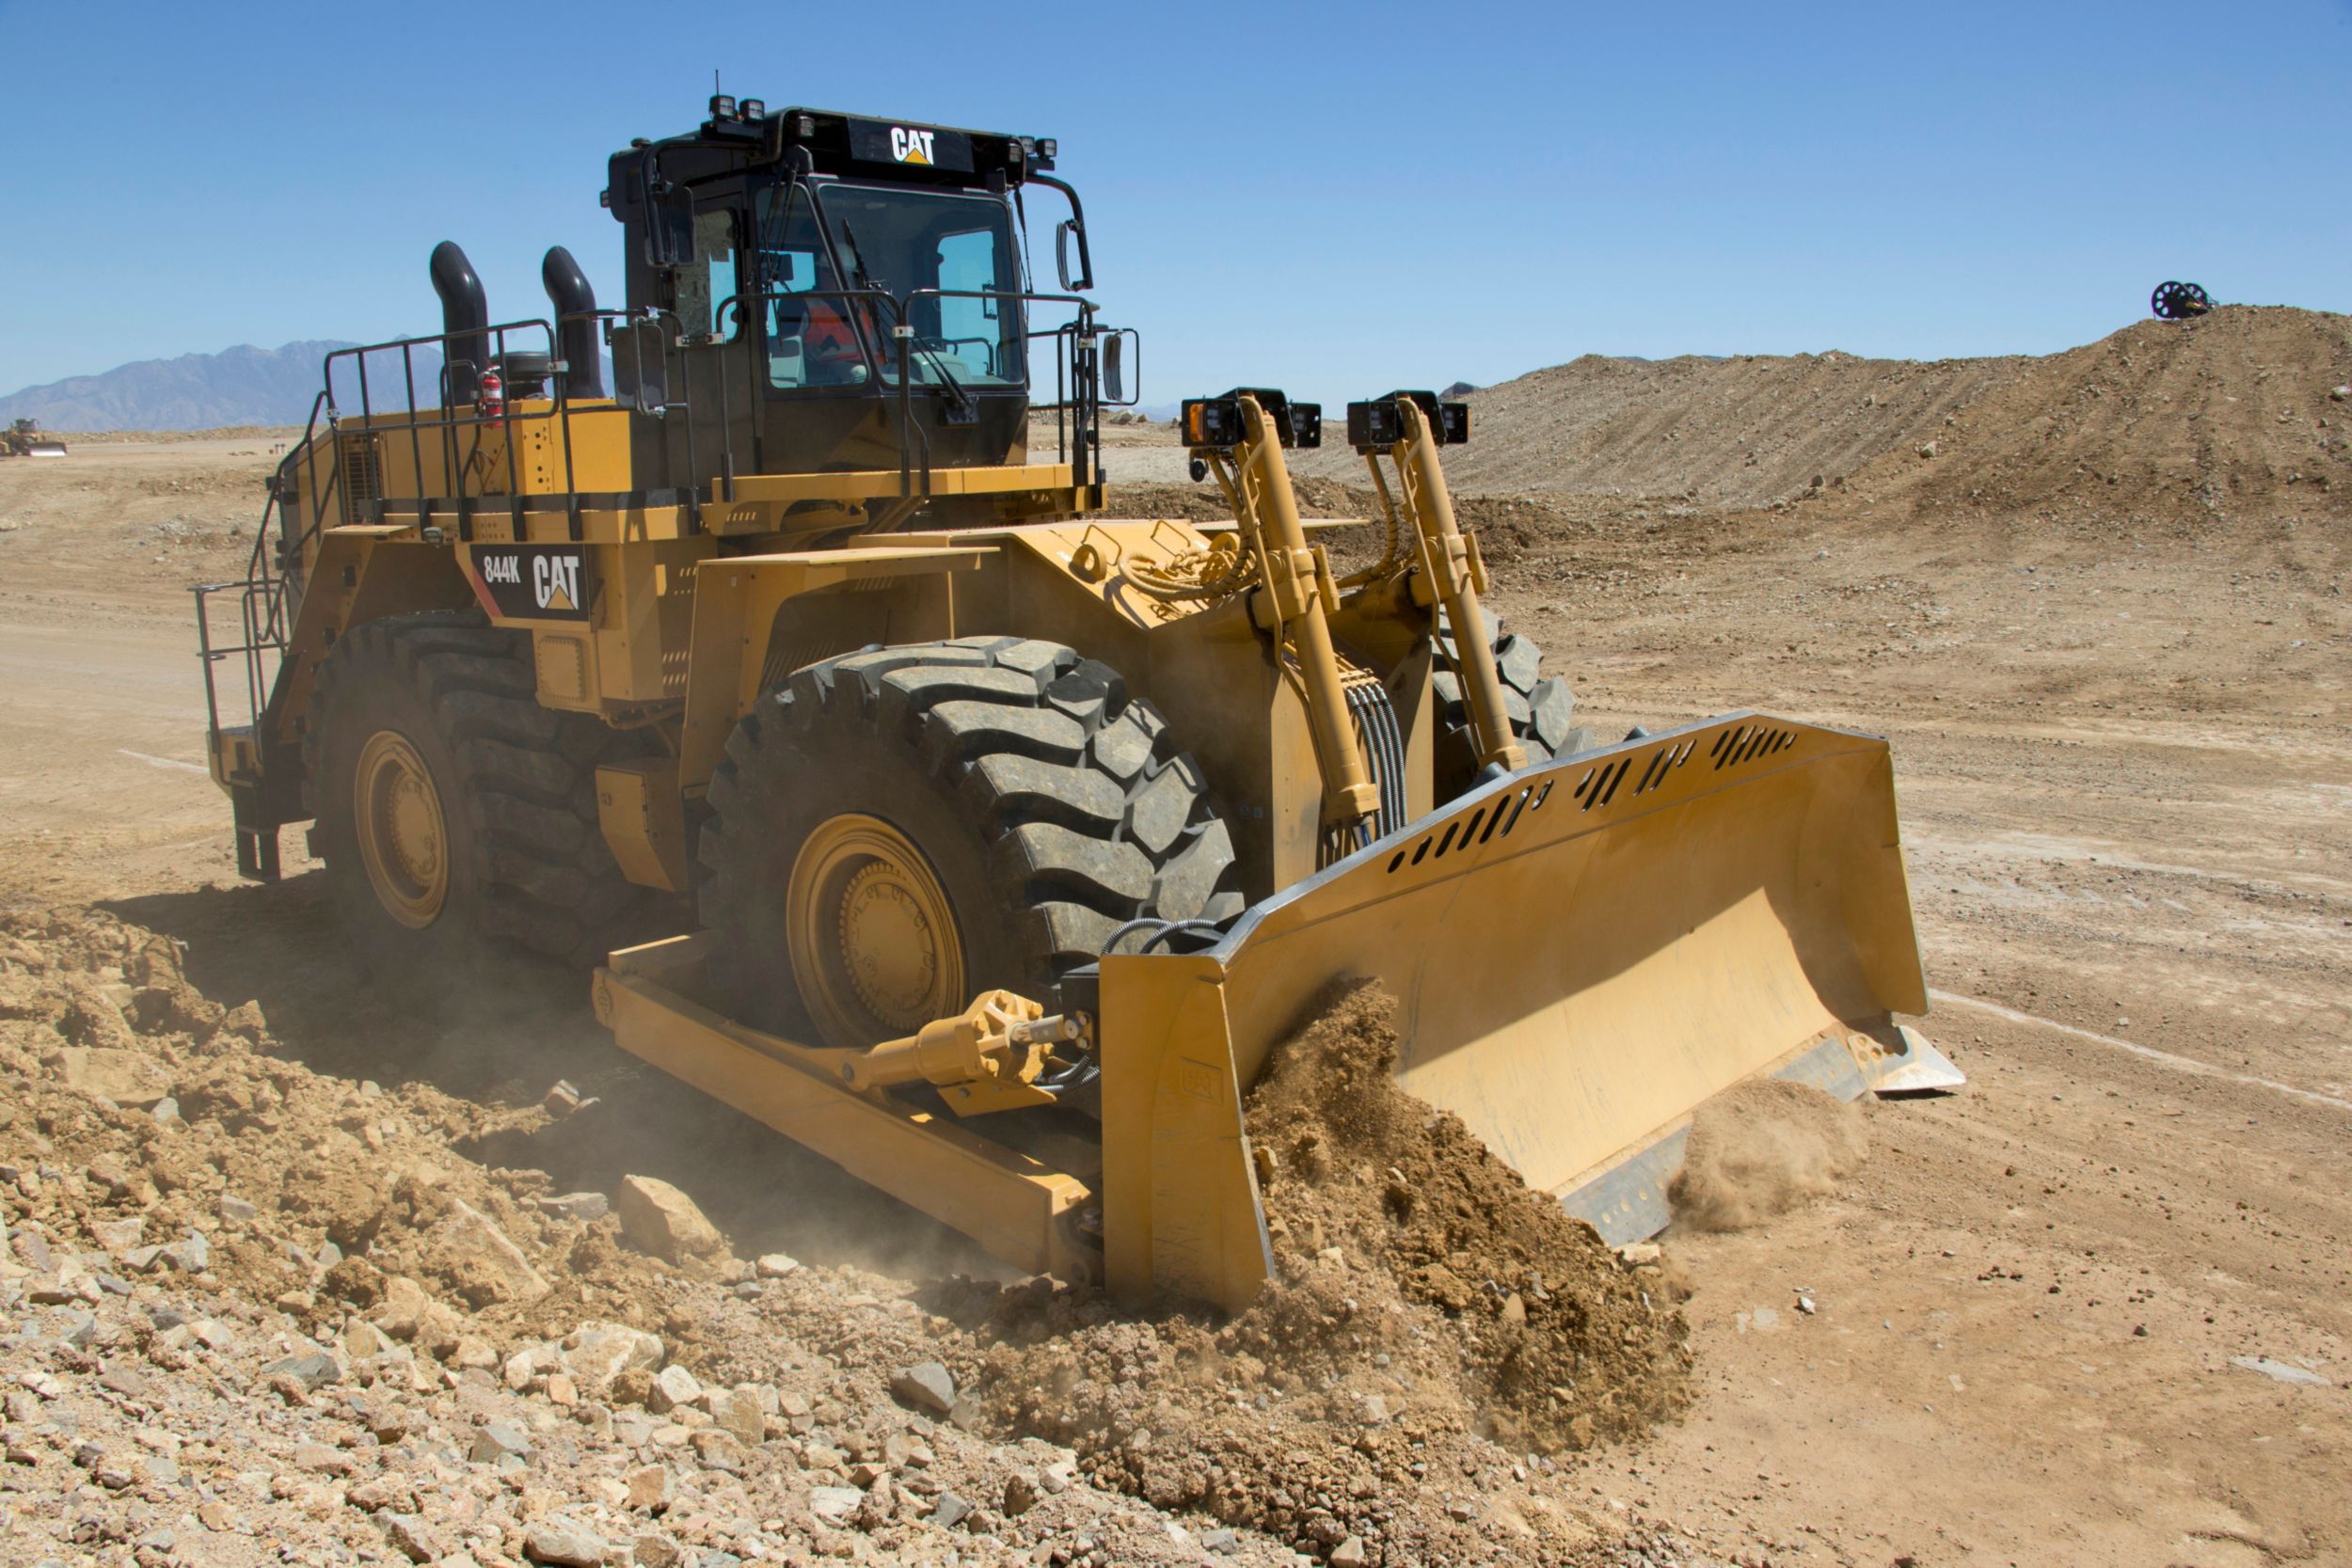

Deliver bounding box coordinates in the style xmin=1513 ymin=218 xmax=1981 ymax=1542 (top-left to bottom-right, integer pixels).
xmin=3 ymin=423 xmax=2347 ymax=1565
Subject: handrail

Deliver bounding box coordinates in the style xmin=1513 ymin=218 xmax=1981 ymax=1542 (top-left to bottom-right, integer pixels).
xmin=196 ymin=277 xmax=1123 ymax=770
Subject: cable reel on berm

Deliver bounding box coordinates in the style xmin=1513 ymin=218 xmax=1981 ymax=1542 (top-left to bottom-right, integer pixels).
xmin=2151 ymin=280 xmax=2213 ymax=321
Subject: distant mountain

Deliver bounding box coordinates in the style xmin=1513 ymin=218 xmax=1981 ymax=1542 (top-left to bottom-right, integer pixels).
xmin=0 ymin=340 xmax=514 ymax=432
xmin=0 ymin=342 xmax=362 ymax=431
xmin=2 ymin=338 xmax=592 ymax=432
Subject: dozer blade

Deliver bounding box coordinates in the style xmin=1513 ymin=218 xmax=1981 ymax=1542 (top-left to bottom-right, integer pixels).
xmin=22 ymin=441 xmax=67 ymax=457
xmin=1097 ymin=712 xmax=1959 ymax=1313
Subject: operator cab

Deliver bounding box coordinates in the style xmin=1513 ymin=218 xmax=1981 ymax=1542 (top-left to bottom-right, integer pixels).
xmin=606 ymin=102 xmax=1102 ymax=492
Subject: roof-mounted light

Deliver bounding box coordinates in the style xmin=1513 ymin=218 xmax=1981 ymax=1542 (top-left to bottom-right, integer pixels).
xmin=739 ymin=98 xmax=766 ymax=121
xmin=708 ymin=93 xmax=737 ymax=120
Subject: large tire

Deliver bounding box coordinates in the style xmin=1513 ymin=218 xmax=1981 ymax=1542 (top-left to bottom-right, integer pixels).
xmin=697 ymin=635 xmax=1242 ymax=1045
xmin=304 ymin=610 xmax=666 ymax=976
xmin=1431 ymin=608 xmax=1596 ymax=802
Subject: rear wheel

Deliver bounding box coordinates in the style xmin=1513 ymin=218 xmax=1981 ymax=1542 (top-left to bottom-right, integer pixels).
xmin=305 ymin=610 xmax=667 ymax=977
xmin=697 ymin=636 xmax=1242 ymax=1045
xmin=1431 ymin=609 xmax=1595 ymax=801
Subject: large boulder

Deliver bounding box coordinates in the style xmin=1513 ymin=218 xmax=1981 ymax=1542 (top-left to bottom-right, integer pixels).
xmin=614 ymin=1176 xmax=725 ymax=1263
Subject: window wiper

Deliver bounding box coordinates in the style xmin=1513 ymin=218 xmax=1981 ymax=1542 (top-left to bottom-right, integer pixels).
xmin=924 ymin=349 xmax=977 ymax=422
xmin=838 ymin=217 xmax=975 ymax=422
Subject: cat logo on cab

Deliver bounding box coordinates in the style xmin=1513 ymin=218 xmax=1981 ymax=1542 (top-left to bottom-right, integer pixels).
xmin=889 ymin=126 xmax=935 ymax=165
xmin=464 ymin=544 xmax=594 ymax=623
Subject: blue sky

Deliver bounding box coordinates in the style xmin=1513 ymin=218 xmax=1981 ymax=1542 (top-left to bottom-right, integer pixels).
xmin=1 ymin=0 xmax=2346 ymax=408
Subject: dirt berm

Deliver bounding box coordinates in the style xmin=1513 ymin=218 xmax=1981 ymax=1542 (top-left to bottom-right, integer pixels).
xmin=1290 ymin=304 xmax=2352 ymax=521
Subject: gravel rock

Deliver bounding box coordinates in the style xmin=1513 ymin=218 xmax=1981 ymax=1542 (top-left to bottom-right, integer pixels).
xmin=432 ymin=1197 xmax=550 ymax=1306
xmin=808 ymin=1485 xmax=864 ymax=1523
xmin=890 ymin=1360 xmax=956 ymax=1415
xmin=470 ymin=1418 xmax=534 ymax=1463
xmin=262 ymin=1352 xmax=340 ymax=1391
xmin=646 ymin=1363 xmax=702 ymax=1413
xmin=44 ymin=1046 xmax=172 ymax=1109
xmin=525 ymin=1517 xmax=610 ymax=1565
xmin=535 ymin=1191 xmax=611 ymax=1223
xmin=704 ymin=1385 xmax=765 ymax=1448
xmin=616 ymin=1175 xmax=726 ymax=1263
xmin=558 ymin=1322 xmax=666 ymax=1399
xmin=382 ymin=1513 xmax=446 ymax=1562
xmin=625 ymin=1464 xmax=671 ymax=1510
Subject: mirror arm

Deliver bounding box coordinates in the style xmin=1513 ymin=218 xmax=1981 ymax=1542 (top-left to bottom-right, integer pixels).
xmin=1027 ymin=173 xmax=1091 ymax=290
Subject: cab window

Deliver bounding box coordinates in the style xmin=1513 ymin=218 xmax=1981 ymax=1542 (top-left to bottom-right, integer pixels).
xmin=932 ymin=228 xmax=1004 ymax=380
xmin=753 ymin=181 xmax=1023 ymax=390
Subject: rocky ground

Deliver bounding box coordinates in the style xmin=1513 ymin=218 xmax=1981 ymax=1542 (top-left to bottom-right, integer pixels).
xmin=1 ymin=908 xmax=1692 ymax=1568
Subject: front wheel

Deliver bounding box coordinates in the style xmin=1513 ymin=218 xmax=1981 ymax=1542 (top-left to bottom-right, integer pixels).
xmin=696 ymin=636 xmax=1243 ymax=1046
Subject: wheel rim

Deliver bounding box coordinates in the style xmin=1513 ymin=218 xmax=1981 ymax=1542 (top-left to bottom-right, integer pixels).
xmin=353 ymin=730 xmax=450 ymax=928
xmin=787 ymin=814 xmax=965 ymax=1047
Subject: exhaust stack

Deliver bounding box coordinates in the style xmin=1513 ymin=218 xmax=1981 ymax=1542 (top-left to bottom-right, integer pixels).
xmin=429 ymin=241 xmax=489 ymax=405
xmin=541 ymin=246 xmax=605 ymax=400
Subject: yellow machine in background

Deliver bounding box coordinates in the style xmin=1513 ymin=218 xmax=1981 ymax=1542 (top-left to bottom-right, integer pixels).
xmin=195 ymin=97 xmax=1956 ymax=1311
xmin=3 ymin=419 xmax=68 ymax=457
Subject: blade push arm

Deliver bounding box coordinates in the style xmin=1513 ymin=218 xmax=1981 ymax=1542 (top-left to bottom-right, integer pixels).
xmin=1384 ymin=396 xmax=1524 ymax=774
xmin=1185 ymin=391 xmax=1379 ymax=837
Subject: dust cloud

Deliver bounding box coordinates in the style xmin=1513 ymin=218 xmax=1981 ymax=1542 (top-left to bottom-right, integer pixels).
xmin=1666 ymin=1077 xmax=1868 ymax=1233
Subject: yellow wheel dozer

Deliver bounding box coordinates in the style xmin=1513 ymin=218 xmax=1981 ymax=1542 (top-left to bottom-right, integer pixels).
xmin=183 ymin=99 xmax=1957 ymax=1313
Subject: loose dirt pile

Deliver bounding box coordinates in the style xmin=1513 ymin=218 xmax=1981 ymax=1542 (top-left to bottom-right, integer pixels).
xmin=1287 ymin=305 xmax=2352 ymax=525
xmin=2 ymin=910 xmax=1694 ymax=1566
xmin=977 ymin=985 xmax=1691 ymax=1567
xmin=1665 ymin=1080 xmax=1868 ymax=1234
xmin=0 ymin=906 xmax=670 ymax=1353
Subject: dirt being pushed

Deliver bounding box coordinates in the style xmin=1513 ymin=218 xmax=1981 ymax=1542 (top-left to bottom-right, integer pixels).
xmin=1666 ymin=1078 xmax=1868 ymax=1233
xmin=982 ymin=984 xmax=1690 ymax=1567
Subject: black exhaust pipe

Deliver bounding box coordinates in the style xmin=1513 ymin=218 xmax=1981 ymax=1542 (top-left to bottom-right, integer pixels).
xmin=540 ymin=245 xmax=605 ymax=400
xmin=429 ymin=240 xmax=489 ymax=405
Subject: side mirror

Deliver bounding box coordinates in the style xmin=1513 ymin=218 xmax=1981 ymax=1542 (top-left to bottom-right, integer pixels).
xmin=1101 ymin=328 xmax=1140 ymax=405
xmin=1055 ymin=219 xmax=1093 ymax=293
xmin=610 ymin=318 xmax=672 ymax=416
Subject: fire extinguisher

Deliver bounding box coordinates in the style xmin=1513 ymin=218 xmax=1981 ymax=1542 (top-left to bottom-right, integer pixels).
xmin=477 ymin=368 xmax=504 ymax=420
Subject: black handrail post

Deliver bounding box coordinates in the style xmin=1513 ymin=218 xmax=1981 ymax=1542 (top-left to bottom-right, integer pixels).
xmin=401 ymin=344 xmax=425 ymax=524
xmin=556 ymin=315 xmax=582 ymax=543
xmin=192 ymin=585 xmax=223 ymax=739
xmin=711 ymin=303 xmax=738 ymax=505
xmin=896 ymin=304 xmax=913 ymax=500
xmin=500 ymin=326 xmax=522 ymax=508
